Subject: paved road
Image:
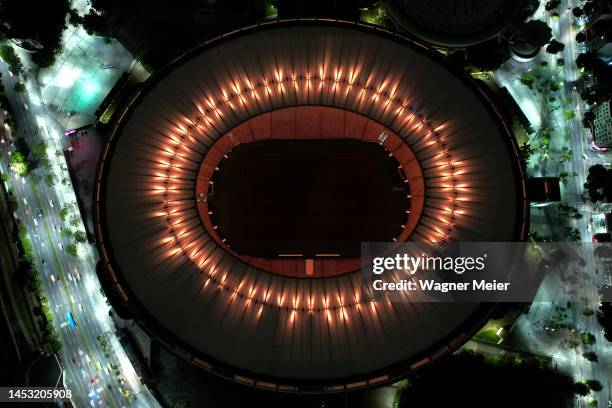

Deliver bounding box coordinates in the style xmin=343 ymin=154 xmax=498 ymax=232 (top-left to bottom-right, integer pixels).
xmin=495 ymin=1 xmax=612 ymax=407
xmin=555 ymin=1 xmax=612 ymax=406
xmin=0 ymin=57 xmax=157 ymax=408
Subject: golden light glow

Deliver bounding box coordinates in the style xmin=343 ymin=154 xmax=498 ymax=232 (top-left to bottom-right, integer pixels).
xmin=148 ymin=68 xmax=467 ymax=320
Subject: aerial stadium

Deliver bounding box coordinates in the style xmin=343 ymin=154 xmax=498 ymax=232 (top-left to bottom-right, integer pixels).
xmin=94 ymin=20 xmax=529 ymax=393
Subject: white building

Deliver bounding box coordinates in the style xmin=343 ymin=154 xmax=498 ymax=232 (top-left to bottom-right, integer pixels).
xmin=593 ymin=100 xmax=612 ymax=147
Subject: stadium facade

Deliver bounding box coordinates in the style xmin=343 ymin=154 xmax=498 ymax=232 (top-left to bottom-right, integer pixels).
xmin=94 ymin=20 xmax=529 ymax=393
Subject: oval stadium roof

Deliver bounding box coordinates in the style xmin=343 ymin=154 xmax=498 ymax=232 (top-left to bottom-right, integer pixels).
xmin=94 ymin=20 xmax=528 ymax=392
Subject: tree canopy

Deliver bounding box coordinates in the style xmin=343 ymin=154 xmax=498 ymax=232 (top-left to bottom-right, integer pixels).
xmin=546 ymin=39 xmax=565 ymax=54
xmin=0 ymin=0 xmax=70 ymax=68
xmin=584 ymin=164 xmax=608 ymax=202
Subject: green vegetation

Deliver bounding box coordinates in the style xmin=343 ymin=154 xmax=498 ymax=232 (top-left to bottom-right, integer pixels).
xmin=573 ymin=381 xmax=589 ymax=396
xmin=520 ymin=73 xmax=535 ymax=89
xmin=566 ymin=339 xmax=580 ymax=348
xmin=545 ymin=304 xmax=571 ymax=329
xmin=560 ymin=146 xmax=573 ymax=163
xmin=583 ymin=351 xmax=598 ymax=362
xmin=550 ymin=82 xmax=561 ymax=92
xmin=559 ymin=171 xmax=577 ymax=183
xmin=15 ymin=224 xmax=63 ymax=353
xmin=6 ymin=190 xmax=17 ymax=212
xmin=10 ymin=151 xmax=29 ymax=176
xmin=0 ymin=172 xmax=8 ymax=182
xmin=546 ymin=39 xmax=565 ymax=54
xmin=360 ymin=5 xmax=389 ymax=27
xmin=39 ymin=297 xmax=62 ymax=353
xmin=13 ymin=81 xmax=25 ymax=93
xmin=558 ymin=204 xmax=582 ymax=219
xmin=96 ymin=334 xmax=112 ymax=359
xmin=263 ymin=0 xmax=278 ymax=18
xmin=598 ymin=302 xmax=612 ymax=341
xmin=31 ymin=142 xmax=52 ymax=171
xmin=0 ymin=0 xmax=71 ymax=68
xmin=581 ymin=332 xmax=596 ymax=345
xmin=18 ymin=225 xmax=34 ymax=262
xmin=59 ymin=204 xmax=70 ymax=221
xmin=0 ymin=45 xmax=24 ymax=75
xmin=66 ymin=243 xmax=78 ymax=257
xmin=69 ymin=214 xmax=79 ymax=228
xmin=563 ymin=227 xmax=581 ymax=241
xmin=563 ymin=109 xmax=576 ymax=120
xmin=31 ymin=143 xmax=48 ymax=161
xmin=44 ymin=173 xmax=56 ymax=187
xmin=73 ymin=230 xmax=87 ymax=244
xmin=584 ymin=164 xmax=608 ymax=202
xmin=82 ymin=11 xmax=110 ymax=37
xmin=545 ymin=0 xmax=561 ymax=11
xmin=474 ymin=329 xmax=501 ymax=343
xmin=587 ymin=380 xmax=603 ymax=392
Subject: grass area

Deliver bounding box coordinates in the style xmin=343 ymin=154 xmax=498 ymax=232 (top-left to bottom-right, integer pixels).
xmin=360 ymin=4 xmax=389 ymax=27
xmin=474 ymin=329 xmax=501 ymax=344
xmin=263 ymin=0 xmax=277 ymax=18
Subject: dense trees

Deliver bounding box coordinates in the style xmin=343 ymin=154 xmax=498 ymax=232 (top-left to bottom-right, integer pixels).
xmin=598 ymin=302 xmax=612 ymax=342
xmin=465 ymin=39 xmax=510 ymax=71
xmin=66 ymin=244 xmax=78 ymax=258
xmin=10 ymin=152 xmax=29 ymax=176
xmin=399 ymin=351 xmax=572 ymax=407
xmin=572 ymin=7 xmax=584 ymax=17
xmin=584 ymin=164 xmax=608 ymax=202
xmin=82 ymin=11 xmax=111 ymax=37
xmin=586 ymin=380 xmax=603 ymax=392
xmin=13 ymin=82 xmax=25 ymax=93
xmin=0 ymin=0 xmax=70 ymax=68
xmin=546 ymin=39 xmax=565 ymax=54
xmin=0 ymin=46 xmax=24 ymax=75
xmin=545 ymin=0 xmax=562 ymax=11
xmin=518 ymin=20 xmax=553 ymax=49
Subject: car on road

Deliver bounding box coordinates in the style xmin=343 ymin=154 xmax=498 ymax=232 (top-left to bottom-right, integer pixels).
xmin=67 ymin=312 xmax=77 ymax=331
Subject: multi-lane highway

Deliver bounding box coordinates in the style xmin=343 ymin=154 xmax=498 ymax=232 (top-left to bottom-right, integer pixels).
xmin=0 ymin=51 xmax=158 ymax=408
xmin=495 ymin=1 xmax=612 ymax=407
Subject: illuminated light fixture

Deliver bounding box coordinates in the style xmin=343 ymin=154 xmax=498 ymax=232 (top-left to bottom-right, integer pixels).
xmin=95 ymin=21 xmax=528 ymax=392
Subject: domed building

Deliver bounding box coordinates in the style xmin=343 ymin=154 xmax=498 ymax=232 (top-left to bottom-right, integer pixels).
xmin=94 ymin=20 xmax=528 ymax=393
xmin=386 ymin=0 xmax=527 ymax=48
